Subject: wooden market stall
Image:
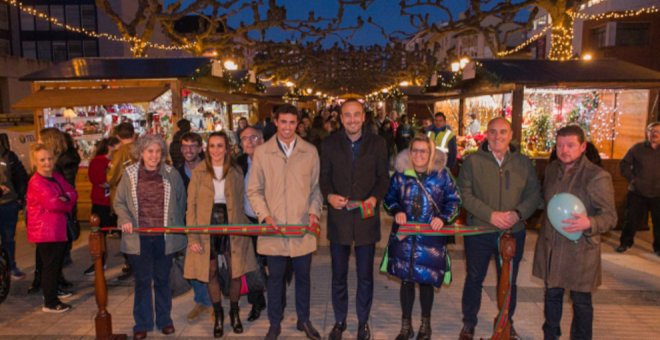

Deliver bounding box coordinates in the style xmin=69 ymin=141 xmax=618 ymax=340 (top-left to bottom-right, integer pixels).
xmin=13 ymin=57 xmax=261 ymax=220
xmin=427 ymin=58 xmax=660 ymax=226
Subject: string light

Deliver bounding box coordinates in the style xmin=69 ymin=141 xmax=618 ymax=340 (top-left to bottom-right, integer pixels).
xmin=3 ymin=0 xmax=194 ymax=51
xmin=498 ymin=5 xmax=658 ymax=61
xmin=496 ymin=26 xmax=550 ymax=57
xmin=569 ymin=6 xmax=658 ymax=20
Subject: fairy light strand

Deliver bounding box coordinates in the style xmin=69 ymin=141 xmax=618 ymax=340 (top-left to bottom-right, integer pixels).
xmin=3 ymin=0 xmax=194 ymax=51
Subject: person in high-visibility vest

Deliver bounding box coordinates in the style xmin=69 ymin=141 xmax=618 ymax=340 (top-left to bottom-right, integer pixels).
xmin=426 ymin=112 xmax=457 ymax=169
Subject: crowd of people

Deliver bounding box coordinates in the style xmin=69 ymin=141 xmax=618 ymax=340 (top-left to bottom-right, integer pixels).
xmin=0 ymin=101 xmax=657 ymax=340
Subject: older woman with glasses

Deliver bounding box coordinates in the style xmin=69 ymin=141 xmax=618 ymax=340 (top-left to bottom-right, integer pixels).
xmin=384 ymin=133 xmax=461 ymax=340
xmin=113 ymin=134 xmax=187 ymax=340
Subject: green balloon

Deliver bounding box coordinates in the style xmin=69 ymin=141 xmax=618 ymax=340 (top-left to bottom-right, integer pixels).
xmin=547 ymin=193 xmax=586 ymax=242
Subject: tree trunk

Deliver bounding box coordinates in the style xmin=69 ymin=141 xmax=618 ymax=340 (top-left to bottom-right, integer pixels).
xmin=547 ymin=3 xmax=575 ymax=60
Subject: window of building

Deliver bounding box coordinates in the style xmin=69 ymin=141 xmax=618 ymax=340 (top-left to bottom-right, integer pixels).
xmin=20 ymin=11 xmax=34 ymax=31
xmin=22 ymin=41 xmax=37 ymax=59
xmin=83 ymin=40 xmax=98 ymax=57
xmin=590 ymin=26 xmax=607 ymax=48
xmin=81 ymin=5 xmax=96 ymax=31
xmin=38 ymin=40 xmax=52 ymax=61
xmin=53 ymin=41 xmax=67 ymax=61
xmin=615 ymin=22 xmax=650 ymax=47
xmin=68 ymin=40 xmax=82 ymax=58
xmin=0 ymin=5 xmax=9 ymax=31
xmin=0 ymin=39 xmax=10 ymax=56
xmin=65 ymin=5 xmax=80 ymax=28
xmin=35 ymin=5 xmax=50 ymax=31
xmin=50 ymin=5 xmax=64 ymax=30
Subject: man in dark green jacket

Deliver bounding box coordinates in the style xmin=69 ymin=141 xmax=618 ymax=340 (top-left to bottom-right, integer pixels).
xmin=457 ymin=117 xmax=542 ymax=340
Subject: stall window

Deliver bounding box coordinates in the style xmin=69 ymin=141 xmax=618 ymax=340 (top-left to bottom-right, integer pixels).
xmin=81 ymin=5 xmax=96 ymax=31
xmin=22 ymin=41 xmax=36 ymax=59
xmin=521 ymin=88 xmax=649 ymax=159
xmin=50 ymin=5 xmax=64 ymax=30
xmin=461 ymin=93 xmax=512 ymax=156
xmin=83 ymin=40 xmax=98 ymax=57
xmin=37 ymin=40 xmax=52 ymax=61
xmin=65 ymin=5 xmax=80 ymax=28
xmin=68 ymin=40 xmax=82 ymax=58
xmin=20 ymin=11 xmax=34 ymax=31
xmin=52 ymin=41 xmax=67 ymax=61
xmin=615 ymin=22 xmax=649 ymax=46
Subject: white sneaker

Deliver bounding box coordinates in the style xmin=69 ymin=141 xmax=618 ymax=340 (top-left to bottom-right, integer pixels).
xmin=42 ymin=303 xmax=72 ymax=313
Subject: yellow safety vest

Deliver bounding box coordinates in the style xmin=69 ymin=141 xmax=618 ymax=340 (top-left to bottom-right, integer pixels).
xmin=427 ymin=129 xmax=453 ymax=153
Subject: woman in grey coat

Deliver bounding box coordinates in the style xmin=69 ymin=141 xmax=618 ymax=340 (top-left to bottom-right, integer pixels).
xmin=114 ymin=135 xmax=187 ymax=340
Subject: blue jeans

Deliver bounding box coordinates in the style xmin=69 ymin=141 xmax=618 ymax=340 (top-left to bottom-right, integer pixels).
xmin=266 ymin=254 xmax=312 ymax=329
xmin=128 ymin=235 xmax=173 ymax=333
xmin=331 ymin=242 xmax=375 ymax=324
xmin=0 ymin=201 xmax=19 ymax=270
xmin=543 ymin=287 xmax=593 ymax=340
xmin=461 ymin=230 xmax=525 ymax=328
xmin=190 ymin=279 xmax=212 ymax=307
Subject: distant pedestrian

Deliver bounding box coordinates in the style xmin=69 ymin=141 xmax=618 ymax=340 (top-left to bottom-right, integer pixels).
xmin=26 ymin=144 xmax=77 ymax=313
xmin=0 ymin=135 xmax=28 ymax=280
xmin=616 ymin=122 xmax=660 ymax=255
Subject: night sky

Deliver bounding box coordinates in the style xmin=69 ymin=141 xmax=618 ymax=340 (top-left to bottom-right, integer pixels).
xmin=170 ymin=0 xmax=467 ymax=46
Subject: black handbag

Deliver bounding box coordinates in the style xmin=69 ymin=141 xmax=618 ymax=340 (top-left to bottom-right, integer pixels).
xmin=170 ymin=252 xmax=192 ymax=297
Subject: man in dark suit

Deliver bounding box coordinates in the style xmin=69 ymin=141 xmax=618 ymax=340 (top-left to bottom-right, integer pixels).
xmin=320 ymin=99 xmax=390 ymax=340
xmin=236 ymin=126 xmax=267 ymax=321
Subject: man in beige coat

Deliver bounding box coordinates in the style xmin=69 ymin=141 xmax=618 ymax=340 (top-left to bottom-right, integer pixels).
xmin=248 ymin=104 xmax=323 ymax=340
xmin=533 ymin=125 xmax=617 ymax=340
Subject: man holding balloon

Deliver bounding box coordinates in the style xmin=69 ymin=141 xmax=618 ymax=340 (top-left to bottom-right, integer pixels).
xmin=532 ymin=125 xmax=617 ymax=340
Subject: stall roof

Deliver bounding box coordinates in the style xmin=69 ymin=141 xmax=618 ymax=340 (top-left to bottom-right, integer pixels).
xmin=20 ymin=57 xmax=210 ymax=81
xmin=12 ymin=87 xmax=169 ymax=110
xmin=468 ymin=59 xmax=660 ymax=84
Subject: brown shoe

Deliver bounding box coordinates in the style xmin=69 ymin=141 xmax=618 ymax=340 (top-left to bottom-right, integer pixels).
xmin=187 ymin=303 xmax=210 ymax=322
xmin=458 ymin=325 xmax=474 ymax=340
xmin=161 ymin=325 xmax=175 ymax=335
xmin=134 ymin=331 xmax=147 ymax=340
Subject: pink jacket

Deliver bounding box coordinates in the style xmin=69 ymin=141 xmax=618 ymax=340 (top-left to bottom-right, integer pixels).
xmin=26 ymin=172 xmax=77 ymax=243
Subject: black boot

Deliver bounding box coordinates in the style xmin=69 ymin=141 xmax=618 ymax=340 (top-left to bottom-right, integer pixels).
xmin=416 ymin=317 xmax=431 ymax=340
xmin=229 ymin=302 xmax=243 ymax=334
xmin=213 ymin=303 xmax=224 ymax=338
xmin=395 ymin=318 xmax=414 ymax=340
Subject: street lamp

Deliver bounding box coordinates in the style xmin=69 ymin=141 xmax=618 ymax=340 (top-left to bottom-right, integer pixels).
xmin=306 ymin=88 xmax=313 ymax=94
xmin=451 ymin=62 xmax=460 ymax=72
xmin=582 ymin=53 xmax=593 ymax=61
xmin=459 ymin=57 xmax=470 ymax=69
xmin=285 ymin=81 xmax=295 ymax=87
xmin=399 ymin=81 xmax=410 ymax=87
xmin=223 ymin=59 xmax=238 ymax=70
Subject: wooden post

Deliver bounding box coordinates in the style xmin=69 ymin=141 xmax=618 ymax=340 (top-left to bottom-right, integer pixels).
xmin=492 ymin=232 xmax=516 ymax=340
xmin=89 ymin=214 xmax=127 ymax=340
xmin=511 ymin=85 xmax=524 ymax=149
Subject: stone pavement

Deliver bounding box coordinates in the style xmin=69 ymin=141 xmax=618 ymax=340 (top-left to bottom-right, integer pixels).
xmin=1 ymin=212 xmax=659 ymax=339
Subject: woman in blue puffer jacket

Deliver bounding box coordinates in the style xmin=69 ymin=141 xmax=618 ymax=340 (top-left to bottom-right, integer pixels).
xmin=384 ymin=133 xmax=461 ymax=340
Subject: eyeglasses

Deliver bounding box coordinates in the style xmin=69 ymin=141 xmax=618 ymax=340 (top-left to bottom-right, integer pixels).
xmin=240 ymin=135 xmax=261 ymax=143
xmin=411 ymin=148 xmax=429 ymax=155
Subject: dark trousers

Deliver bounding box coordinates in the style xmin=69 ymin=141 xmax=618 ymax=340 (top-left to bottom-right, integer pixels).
xmin=247 ymin=234 xmax=266 ymax=307
xmin=266 ymin=253 xmax=312 ymax=329
xmin=128 ymin=235 xmax=173 ymax=333
xmin=543 ymin=287 xmax=593 ymax=340
xmin=619 ymin=192 xmax=660 ymax=251
xmin=0 ymin=201 xmax=19 ymax=270
xmin=462 ymin=230 xmax=525 ymax=328
xmin=330 ymin=242 xmax=375 ymax=324
xmin=37 ymin=241 xmax=67 ymax=307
